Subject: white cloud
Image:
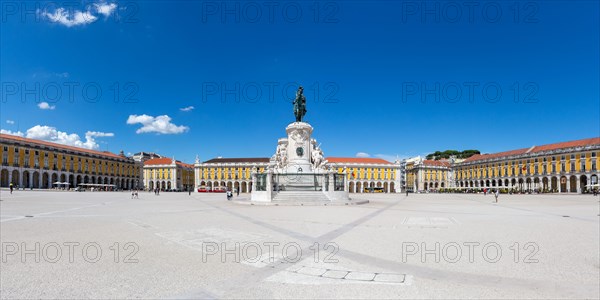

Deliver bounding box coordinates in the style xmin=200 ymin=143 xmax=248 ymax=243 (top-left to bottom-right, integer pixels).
xmin=87 ymin=131 xmax=115 ymax=138
xmin=24 ymin=125 xmax=113 ymax=150
xmin=1 ymin=126 xmax=113 ymax=150
xmin=126 ymin=114 xmax=189 ymax=135
xmin=37 ymin=2 xmax=118 ymax=27
xmin=38 ymin=102 xmax=56 ymax=110
xmin=38 ymin=7 xmax=98 ymax=27
xmin=356 ymin=152 xmax=371 ymax=158
xmin=180 ymin=106 xmax=195 ymax=112
xmin=94 ymin=3 xmax=118 ymax=17
xmin=0 ymin=129 xmax=24 ymax=137
xmin=6 ymin=120 xmax=15 ymax=125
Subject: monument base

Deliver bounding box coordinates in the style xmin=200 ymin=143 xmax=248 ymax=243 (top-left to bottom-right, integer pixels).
xmin=249 ymin=120 xmax=353 ymax=204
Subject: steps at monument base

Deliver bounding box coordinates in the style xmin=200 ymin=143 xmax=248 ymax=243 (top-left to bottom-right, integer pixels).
xmin=272 ymin=191 xmax=330 ymax=202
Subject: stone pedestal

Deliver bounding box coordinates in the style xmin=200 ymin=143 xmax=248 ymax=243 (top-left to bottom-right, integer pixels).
xmin=284 ymin=122 xmax=314 ymax=174
xmin=248 ymin=121 xmax=356 ymax=205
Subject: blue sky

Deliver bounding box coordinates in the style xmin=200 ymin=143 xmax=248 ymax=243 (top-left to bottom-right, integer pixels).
xmin=1 ymin=0 xmax=598 ymax=163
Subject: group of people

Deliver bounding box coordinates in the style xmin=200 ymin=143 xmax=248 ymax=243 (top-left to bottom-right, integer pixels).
xmin=226 ymin=188 xmax=240 ymax=200
xmin=153 ymin=188 xmax=160 ymax=195
xmin=131 ymin=190 xmax=139 ymax=199
xmin=482 ymin=188 xmax=501 ymax=203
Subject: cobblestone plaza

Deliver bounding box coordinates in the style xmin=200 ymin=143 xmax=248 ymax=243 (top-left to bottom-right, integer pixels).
xmin=1 ymin=190 xmax=598 ymax=299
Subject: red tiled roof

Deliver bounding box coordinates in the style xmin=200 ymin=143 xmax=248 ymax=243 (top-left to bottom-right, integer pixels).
xmin=144 ymin=157 xmax=192 ymax=168
xmin=463 ymin=148 xmax=530 ymax=163
xmin=530 ymin=137 xmax=600 ymax=153
xmin=327 ymin=157 xmax=393 ymax=165
xmin=203 ymin=158 xmax=270 ymax=164
xmin=144 ymin=158 xmax=174 ymax=165
xmin=423 ymin=160 xmax=451 ymax=167
xmin=463 ymin=137 xmax=600 ymax=163
xmin=0 ymin=133 xmax=127 ymax=160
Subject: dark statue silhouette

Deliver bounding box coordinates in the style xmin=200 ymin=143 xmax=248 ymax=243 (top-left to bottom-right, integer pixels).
xmin=293 ymin=86 xmax=307 ymax=122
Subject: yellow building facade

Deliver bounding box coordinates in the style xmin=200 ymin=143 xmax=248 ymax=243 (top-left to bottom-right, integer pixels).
xmin=328 ymin=157 xmax=399 ymax=193
xmin=143 ymin=157 xmax=194 ymax=191
xmin=194 ymin=157 xmax=401 ymax=193
xmin=0 ymin=133 xmax=141 ymax=189
xmin=454 ymin=137 xmax=600 ymax=193
xmin=405 ymin=157 xmax=452 ymax=192
xmin=194 ymin=158 xmax=268 ymax=193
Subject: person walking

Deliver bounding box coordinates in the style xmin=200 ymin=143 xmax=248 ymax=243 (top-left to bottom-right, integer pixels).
xmin=494 ymin=189 xmax=499 ymax=203
xmin=236 ymin=188 xmax=239 ymax=197
xmin=9 ymin=182 xmax=14 ymax=194
xmin=188 ymin=188 xmax=192 ymax=196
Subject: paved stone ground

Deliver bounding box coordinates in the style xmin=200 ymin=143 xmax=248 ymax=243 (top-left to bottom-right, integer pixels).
xmin=0 ymin=189 xmax=598 ymax=299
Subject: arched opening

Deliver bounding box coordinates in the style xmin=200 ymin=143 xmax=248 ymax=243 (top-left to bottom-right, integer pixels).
xmin=161 ymin=181 xmax=166 ymax=190
xmin=42 ymin=172 xmax=49 ymax=189
xmin=485 ymin=180 xmax=490 ymax=188
xmin=383 ymin=182 xmax=388 ymax=193
xmin=11 ymin=170 xmax=20 ymax=187
xmin=580 ymin=175 xmax=588 ymax=193
xmin=376 ymin=182 xmax=382 ymax=188
xmin=504 ymin=179 xmax=509 ymax=187
xmin=167 ymin=181 xmax=172 ymax=190
xmin=148 ymin=181 xmax=154 ymax=191
xmin=60 ymin=174 xmax=66 ymax=183
xmin=356 ymin=182 xmax=362 ymax=193
xmin=51 ymin=173 xmax=58 ymax=188
xmin=23 ymin=170 xmax=30 ymax=188
xmin=390 ymin=182 xmax=395 ymax=193
xmin=241 ymin=181 xmax=247 ymax=193
xmin=349 ymin=182 xmax=355 ymax=193
xmin=440 ymin=182 xmax=444 ymax=188
xmin=84 ymin=175 xmax=89 ymax=184
xmin=569 ymin=175 xmax=577 ymax=193
xmin=542 ymin=177 xmax=549 ymax=191
xmin=0 ymin=169 xmax=9 ymax=187
xmin=551 ymin=177 xmax=558 ymax=192
xmin=560 ymin=176 xmax=567 ymax=192
xmin=33 ymin=171 xmax=40 ymax=188
xmin=423 ymin=182 xmax=428 ymax=191
xmin=227 ymin=181 xmax=233 ymax=190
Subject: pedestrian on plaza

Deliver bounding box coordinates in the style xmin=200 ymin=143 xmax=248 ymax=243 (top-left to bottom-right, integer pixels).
xmin=9 ymin=182 xmax=14 ymax=194
xmin=494 ymin=189 xmax=499 ymax=203
xmin=135 ymin=190 xmax=139 ymax=199
xmin=593 ymin=189 xmax=598 ymax=196
xmin=406 ymin=189 xmax=409 ymax=196
xmin=236 ymin=188 xmax=239 ymax=197
xmin=188 ymin=188 xmax=191 ymax=196
xmin=131 ymin=190 xmax=135 ymax=199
